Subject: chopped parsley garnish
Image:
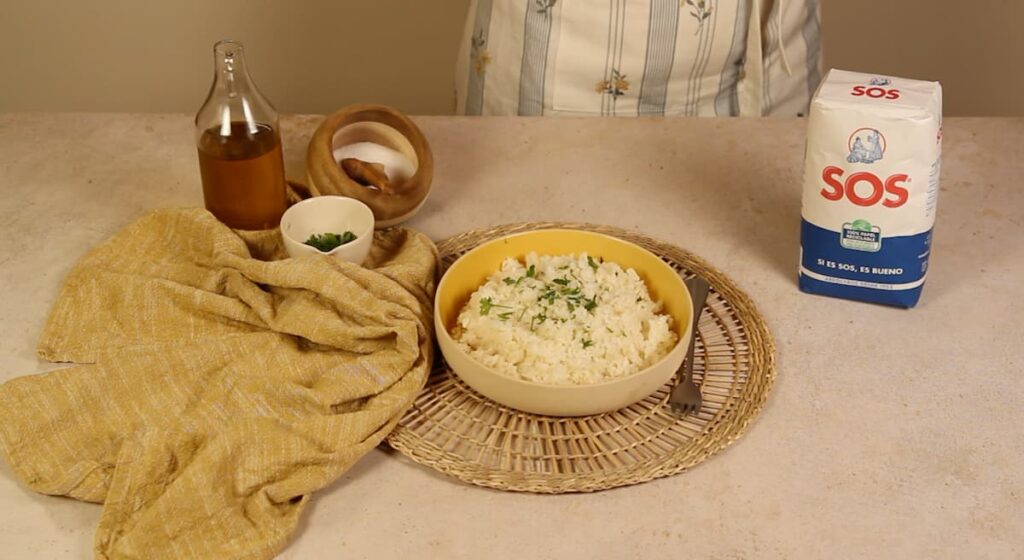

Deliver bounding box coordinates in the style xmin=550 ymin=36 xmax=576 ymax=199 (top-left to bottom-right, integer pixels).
xmin=304 ymin=231 xmax=357 ymax=252
xmin=479 ymin=297 xmax=511 ymax=316
xmin=581 ymin=339 xmax=594 ymax=349
xmin=481 ymin=259 xmax=601 ymax=330
xmin=530 ymin=313 xmax=548 ymax=330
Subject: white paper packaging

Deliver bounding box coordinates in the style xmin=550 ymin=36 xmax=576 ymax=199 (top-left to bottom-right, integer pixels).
xmin=799 ymin=69 xmax=942 ymax=307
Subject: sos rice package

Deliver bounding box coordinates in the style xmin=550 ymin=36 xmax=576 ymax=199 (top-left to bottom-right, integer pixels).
xmin=799 ymin=69 xmax=942 ymax=307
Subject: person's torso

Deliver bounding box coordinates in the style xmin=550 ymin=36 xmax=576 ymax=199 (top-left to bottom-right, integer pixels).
xmin=455 ymin=0 xmax=821 ymax=118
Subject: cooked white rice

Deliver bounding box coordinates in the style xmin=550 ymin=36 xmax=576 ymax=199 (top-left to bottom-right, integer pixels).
xmin=452 ymin=252 xmax=678 ymax=385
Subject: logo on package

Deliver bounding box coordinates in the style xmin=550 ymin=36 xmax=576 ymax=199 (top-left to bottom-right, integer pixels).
xmin=821 ymin=128 xmax=908 ymax=208
xmin=841 ymin=219 xmax=882 ymax=252
xmin=847 ymin=128 xmax=885 ymax=164
xmin=850 ymin=77 xmax=900 ymax=100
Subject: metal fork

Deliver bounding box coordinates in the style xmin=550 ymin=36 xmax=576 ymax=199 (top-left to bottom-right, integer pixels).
xmin=669 ymin=275 xmax=710 ymax=415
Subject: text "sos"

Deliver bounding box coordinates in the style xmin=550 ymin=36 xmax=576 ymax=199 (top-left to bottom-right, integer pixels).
xmin=850 ymin=86 xmax=901 ymax=100
xmin=820 ymin=166 xmax=909 ymax=208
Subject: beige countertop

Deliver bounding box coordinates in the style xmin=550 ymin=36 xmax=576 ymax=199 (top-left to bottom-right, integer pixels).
xmin=0 ymin=113 xmax=1022 ymax=559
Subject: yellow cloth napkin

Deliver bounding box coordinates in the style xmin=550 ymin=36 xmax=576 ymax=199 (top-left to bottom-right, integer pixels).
xmin=0 ymin=208 xmax=438 ymax=559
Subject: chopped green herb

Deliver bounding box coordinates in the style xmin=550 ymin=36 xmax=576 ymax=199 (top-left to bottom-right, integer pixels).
xmin=530 ymin=313 xmax=547 ymax=330
xmin=526 ymin=264 xmax=536 ymax=278
xmin=583 ymin=297 xmax=598 ymax=312
xmin=552 ymin=277 xmax=570 ymax=286
xmin=587 ymin=256 xmax=599 ymax=270
xmin=497 ymin=311 xmax=514 ymax=321
xmin=581 ymin=339 xmax=594 ymax=349
xmin=566 ymin=301 xmax=576 ymax=312
xmin=304 ymin=231 xmax=357 ymax=252
xmin=503 ymin=277 xmax=517 ymax=285
xmin=539 ymin=289 xmax=557 ymax=304
xmin=479 ymin=297 xmax=510 ymax=316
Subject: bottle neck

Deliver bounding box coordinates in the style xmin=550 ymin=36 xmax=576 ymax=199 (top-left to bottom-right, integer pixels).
xmin=212 ymin=40 xmax=258 ymax=135
xmin=195 ymin=40 xmax=279 ymax=140
xmin=215 ymin=41 xmax=247 ymax=98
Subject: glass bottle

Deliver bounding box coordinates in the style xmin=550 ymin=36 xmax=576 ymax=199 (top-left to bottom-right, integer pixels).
xmin=195 ymin=40 xmax=287 ymax=230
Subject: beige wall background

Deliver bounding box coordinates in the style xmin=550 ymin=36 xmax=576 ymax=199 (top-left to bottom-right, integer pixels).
xmin=0 ymin=0 xmax=1020 ymax=116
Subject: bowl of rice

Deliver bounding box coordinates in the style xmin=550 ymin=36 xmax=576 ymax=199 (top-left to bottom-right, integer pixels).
xmin=435 ymin=229 xmax=693 ymax=416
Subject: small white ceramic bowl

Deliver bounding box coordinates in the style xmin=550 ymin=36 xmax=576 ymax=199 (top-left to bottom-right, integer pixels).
xmin=280 ymin=196 xmax=375 ymax=265
xmin=435 ymin=229 xmax=693 ymax=417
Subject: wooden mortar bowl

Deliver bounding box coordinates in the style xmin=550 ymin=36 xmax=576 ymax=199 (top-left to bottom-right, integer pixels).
xmin=306 ymin=104 xmax=433 ymax=227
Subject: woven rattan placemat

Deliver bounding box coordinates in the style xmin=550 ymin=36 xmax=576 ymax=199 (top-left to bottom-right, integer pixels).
xmin=386 ymin=223 xmax=776 ymax=493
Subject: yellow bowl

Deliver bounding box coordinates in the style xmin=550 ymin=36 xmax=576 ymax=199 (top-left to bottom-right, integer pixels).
xmin=435 ymin=229 xmax=693 ymax=416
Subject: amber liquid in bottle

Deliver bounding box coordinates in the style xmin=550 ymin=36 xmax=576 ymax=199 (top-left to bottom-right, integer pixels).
xmin=197 ymin=122 xmax=286 ymax=230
